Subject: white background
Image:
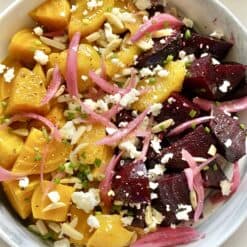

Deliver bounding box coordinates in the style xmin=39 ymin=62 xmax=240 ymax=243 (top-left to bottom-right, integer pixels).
xmin=0 ymin=0 xmax=246 ymax=246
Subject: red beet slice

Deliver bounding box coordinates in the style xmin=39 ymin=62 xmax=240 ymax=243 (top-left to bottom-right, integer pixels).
xmin=183 ymin=32 xmax=233 ymax=60
xmin=210 ymin=107 xmax=246 ymax=162
xmin=150 ymin=125 xmax=217 ymax=170
xmin=113 ymin=161 xmax=151 ymax=204
xmin=115 ymin=109 xmax=135 ymax=126
xmin=155 ymin=92 xmax=200 ymax=127
xmin=153 ymin=173 xmax=192 ymax=226
xmin=201 ymin=155 xmax=228 ymax=189
xmin=136 ymin=32 xmax=183 ymax=68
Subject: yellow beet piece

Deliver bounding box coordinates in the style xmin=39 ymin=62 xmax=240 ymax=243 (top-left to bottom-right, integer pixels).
xmin=70 ymin=206 xmax=91 ymax=245
xmin=46 ymin=104 xmax=66 ymax=128
xmin=0 ymin=127 xmax=24 ymax=169
xmin=12 ymin=128 xmax=71 ymax=175
xmin=87 ymin=215 xmax=135 ymax=247
xmin=68 ymin=0 xmax=114 ymax=38
xmin=5 ymin=68 xmax=48 ymax=115
xmin=3 ymin=176 xmax=40 ymax=219
xmin=133 ymin=61 xmax=186 ymax=111
xmin=105 ymin=45 xmax=141 ymax=77
xmin=31 ymin=181 xmax=74 ymax=222
xmin=114 ymin=0 xmax=138 ymax=12
xmin=8 ymin=29 xmax=51 ymax=65
xmin=78 ymin=124 xmax=113 ymax=174
xmin=47 ymin=52 xmax=61 ymax=69
xmin=59 ymin=44 xmax=100 ymax=92
xmin=30 ymin=0 xmax=70 ymax=31
xmin=33 ymin=63 xmax=47 ymax=87
xmin=0 ymin=57 xmax=22 ymax=101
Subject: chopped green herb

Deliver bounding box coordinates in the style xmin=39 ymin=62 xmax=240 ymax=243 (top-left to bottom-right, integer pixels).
xmin=115 ymin=80 xmax=125 ymax=88
xmin=240 ymin=123 xmax=246 ymax=130
xmin=148 ymin=77 xmax=156 ymax=84
xmin=94 ymin=158 xmax=102 ymax=168
xmin=0 ymin=100 xmax=7 ymax=109
xmin=185 ymin=61 xmax=192 ymax=68
xmin=42 ymin=127 xmax=51 ymax=143
xmin=58 ymin=164 xmax=65 ymax=172
xmin=203 ymin=166 xmax=209 ymax=171
xmin=42 ymin=232 xmax=56 ymax=241
xmin=164 ymin=55 xmax=174 ymax=65
xmin=186 ymin=70 xmax=191 ymax=78
xmin=189 ymin=109 xmax=197 ymax=118
xmin=204 ymin=126 xmax=211 ymax=133
xmin=215 ymin=101 xmax=221 ymax=106
xmin=80 ymin=112 xmax=88 ymax=119
xmin=191 ymin=123 xmax=196 ymax=129
xmin=106 ymin=6 xmax=113 ymax=12
xmin=127 ymin=211 xmax=134 ymax=216
xmin=34 ymin=150 xmax=42 ymax=162
xmin=185 ymin=29 xmax=192 ymax=40
xmin=66 ymin=111 xmax=76 ymax=120
xmin=95 ymin=211 xmax=102 ymax=215
xmin=53 ymin=178 xmax=61 ymax=184
xmin=213 ymin=163 xmax=218 ymax=171
xmin=112 ymin=205 xmax=122 ymax=213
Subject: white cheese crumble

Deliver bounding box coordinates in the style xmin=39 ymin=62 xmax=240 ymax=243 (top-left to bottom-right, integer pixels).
xmin=60 ymin=121 xmax=77 ymax=140
xmin=119 ymin=140 xmax=141 ymax=159
xmin=111 ymin=8 xmax=136 ymax=23
xmin=48 ymin=191 xmax=61 ymax=203
xmin=106 ymin=127 xmax=118 ymax=135
xmin=104 ymin=23 xmax=119 ymax=43
xmin=219 ymin=80 xmax=231 ymax=93
xmin=149 ymin=181 xmax=159 ymax=190
xmin=208 ymin=144 xmax=217 ymax=156
xmin=167 ymin=97 xmax=176 ymax=104
xmin=150 ymin=136 xmax=162 ymax=154
xmin=119 ymin=88 xmax=140 ymax=107
xmin=33 ymin=26 xmax=43 ymax=36
xmin=139 ymin=67 xmax=154 ymax=78
xmin=135 ymin=0 xmax=152 ymax=10
xmin=175 ymin=204 xmax=192 ymax=221
xmin=18 ymin=177 xmax=29 ymax=189
xmin=3 ymin=68 xmax=15 ymax=83
xmin=212 ymin=58 xmax=221 ymax=65
xmin=151 ymin=192 xmax=158 ymax=200
xmin=71 ymin=189 xmax=100 ymax=213
xmin=220 ymin=179 xmax=232 ymax=196
xmin=121 ymin=216 xmax=134 ymax=226
xmin=87 ymin=0 xmax=103 ymax=11
xmin=34 ymin=50 xmax=49 ymax=65
xmin=148 ymin=164 xmax=165 ymax=181
xmin=87 ymin=215 xmax=100 ymax=229
xmin=81 ymin=75 xmax=88 ymax=81
xmin=0 ymin=64 xmax=6 ymax=74
xmin=145 ymin=206 xmax=164 ymax=231
xmin=210 ymin=30 xmax=224 ymax=39
xmin=137 ymin=38 xmax=154 ymax=51
xmin=118 ymin=121 xmax=128 ymax=128
xmin=224 ymin=139 xmax=232 ymax=148
xmin=161 ymin=153 xmax=174 ymax=164
xmin=149 ymin=103 xmax=163 ymax=116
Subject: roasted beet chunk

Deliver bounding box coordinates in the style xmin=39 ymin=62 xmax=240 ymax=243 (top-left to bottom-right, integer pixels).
xmin=183 ymin=32 xmax=233 ymax=60
xmin=151 ymin=125 xmax=216 ymax=170
xmin=153 ymin=173 xmax=192 ymax=226
xmin=184 ymin=56 xmax=245 ymax=100
xmin=113 ymin=161 xmax=150 ymax=204
xmin=210 ymin=107 xmax=246 ymax=162
xmin=155 ymin=92 xmax=200 ymax=127
xmin=115 ymin=109 xmax=134 ymax=126
xmin=201 ymin=155 xmax=228 ymax=189
xmin=136 ymin=32 xmax=182 ymax=68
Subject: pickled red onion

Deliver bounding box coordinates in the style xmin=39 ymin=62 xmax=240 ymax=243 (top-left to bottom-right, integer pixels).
xmin=0 ymin=167 xmax=24 ymax=182
xmin=41 ymin=65 xmax=62 ymax=105
xmin=137 ymin=131 xmax=151 ymax=162
xmin=131 ymin=13 xmax=183 ymax=42
xmin=230 ymin=162 xmax=240 ymax=194
xmin=66 ymin=32 xmax=81 ymax=97
xmin=193 ymin=97 xmax=214 ymax=111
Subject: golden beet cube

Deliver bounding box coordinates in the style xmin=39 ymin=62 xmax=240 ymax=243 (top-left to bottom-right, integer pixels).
xmin=46 ymin=104 xmax=66 ymax=129
xmin=12 ymin=128 xmax=71 ymax=175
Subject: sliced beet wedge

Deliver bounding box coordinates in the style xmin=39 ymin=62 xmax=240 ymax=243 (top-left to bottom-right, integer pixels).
xmin=151 ymin=125 xmax=217 ymax=170
xmin=136 ymin=32 xmax=183 ymax=68
xmin=115 ymin=109 xmax=135 ymax=126
xmin=210 ymin=107 xmax=246 ymax=162
xmin=183 ymin=32 xmax=233 ymax=60
xmin=113 ymin=161 xmax=150 ymax=204
xmin=155 ymin=92 xmax=200 ymax=127
xmin=153 ymin=173 xmax=192 ymax=226
xmin=201 ymin=155 xmax=228 ymax=189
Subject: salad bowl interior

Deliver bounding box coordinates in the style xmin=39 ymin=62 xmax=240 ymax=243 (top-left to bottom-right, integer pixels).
xmin=0 ymin=0 xmax=247 ymax=246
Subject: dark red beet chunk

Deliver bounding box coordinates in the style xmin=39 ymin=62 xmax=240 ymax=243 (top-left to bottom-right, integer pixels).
xmin=155 ymin=92 xmax=200 ymax=127
xmin=185 ymin=55 xmax=245 ymax=100
xmin=153 ymin=173 xmax=192 ymax=226
xmin=136 ymin=32 xmax=183 ymax=68
xmin=210 ymin=107 xmax=246 ymax=162
xmin=202 ymin=155 xmax=228 ymax=189
xmin=115 ymin=109 xmax=134 ymax=126
xmin=183 ymin=32 xmax=233 ymax=60
xmin=150 ymin=125 xmax=217 ymax=170
xmin=113 ymin=161 xmax=150 ymax=204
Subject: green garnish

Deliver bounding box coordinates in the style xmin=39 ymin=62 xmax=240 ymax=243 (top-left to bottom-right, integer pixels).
xmin=34 ymin=149 xmax=42 ymax=162
xmin=185 ymin=29 xmax=192 ymax=40
xmin=189 ymin=109 xmax=197 ymax=118
xmin=148 ymin=77 xmax=156 ymax=84
xmin=204 ymin=126 xmax=211 ymax=133
xmin=94 ymin=158 xmax=102 ymax=168
xmin=240 ymin=123 xmax=246 ymax=130
xmin=53 ymin=178 xmax=61 ymax=184
xmin=213 ymin=164 xmax=218 ymax=171
xmin=66 ymin=111 xmax=76 ymax=120
xmin=191 ymin=123 xmax=196 ymax=129
xmin=164 ymin=55 xmax=174 ymax=65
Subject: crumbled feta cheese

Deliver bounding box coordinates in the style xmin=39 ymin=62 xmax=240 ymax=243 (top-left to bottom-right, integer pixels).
xmin=139 ymin=67 xmax=154 ymax=78
xmin=81 ymin=75 xmax=88 ymax=81
xmin=87 ymin=215 xmax=100 ymax=229
xmin=148 ymin=164 xmax=165 ymax=181
xmin=71 ymin=4 xmax=77 ymax=12
xmin=178 ymin=50 xmax=187 ymax=59
xmin=161 ymin=153 xmax=174 ymax=164
xmin=118 ymin=121 xmax=128 ymax=128
xmin=121 ymin=216 xmax=134 ymax=226
xmin=212 ymin=58 xmax=220 ymax=65
xmin=224 ymin=139 xmax=232 ymax=148
xmin=220 ymin=179 xmax=231 ymax=196
xmin=87 ymin=0 xmax=102 ymax=10
xmin=33 ymin=26 xmax=43 ymax=36
xmin=166 ymin=204 xmax=170 ymax=212
xmin=182 ymin=54 xmax=195 ymax=63
xmin=219 ymin=80 xmax=231 ymax=93
xmin=160 ymin=39 xmax=166 ymax=44
xmin=175 ymin=204 xmax=192 ymax=221
xmin=150 ymin=136 xmax=162 ymax=154
xmin=34 ymin=50 xmax=49 ymax=65
xmin=182 ymin=18 xmax=194 ymax=28
xmin=137 ymin=170 xmax=145 ymax=176
xmin=119 ymin=88 xmax=140 ymax=107
xmin=18 ymin=177 xmax=29 ymax=189
xmin=71 ymin=189 xmax=100 ymax=213
xmin=48 ymin=191 xmax=61 ymax=203
xmin=145 ymin=205 xmax=164 ymax=230
xmin=167 ymin=97 xmax=176 ymax=104
xmin=137 ymin=38 xmax=154 ymax=51
xmin=135 ymin=0 xmax=152 ymax=10
xmin=200 ymin=52 xmax=209 ymax=58
xmin=208 ymin=144 xmax=217 ymax=156
xmin=54 ymin=238 xmax=70 ymax=247
xmin=157 ymin=69 xmax=169 ymax=77
xmin=170 ymin=223 xmax=176 ymax=229
xmin=119 ymin=140 xmax=141 ymax=159
xmin=60 ymin=121 xmax=77 ymax=140
xmin=151 ymin=193 xmax=158 ymax=200
xmin=96 ymin=99 xmax=109 ymax=112
xmin=149 ymin=103 xmax=162 ymax=117
xmin=106 ymin=127 xmax=118 ymax=135
xmin=0 ymin=64 xmax=6 ymax=74
xmin=84 ymin=99 xmax=97 ymax=110
xmin=149 ymin=181 xmax=159 ymax=190
xmin=3 ymin=68 xmax=15 ymax=83
xmin=210 ymin=30 xmax=224 ymax=39
xmin=104 ymin=93 xmax=121 ymax=104
xmin=111 ymin=8 xmax=136 ymax=23
xmin=107 ymin=190 xmax=115 ymax=196
xmin=104 ymin=23 xmax=119 ymax=42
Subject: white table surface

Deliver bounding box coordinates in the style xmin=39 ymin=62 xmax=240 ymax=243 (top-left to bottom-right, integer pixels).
xmin=0 ymin=0 xmax=246 ymax=247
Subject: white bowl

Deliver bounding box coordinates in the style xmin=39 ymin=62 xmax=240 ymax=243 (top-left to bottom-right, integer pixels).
xmin=0 ymin=0 xmax=246 ymax=246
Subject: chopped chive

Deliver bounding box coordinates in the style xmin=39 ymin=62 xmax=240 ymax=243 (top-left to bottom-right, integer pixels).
xmin=204 ymin=126 xmax=211 ymax=133
xmin=240 ymin=123 xmax=246 ymax=130
xmin=191 ymin=123 xmax=196 ymax=129
xmin=53 ymin=178 xmax=61 ymax=184
xmin=164 ymin=55 xmax=174 ymax=65
xmin=215 ymin=101 xmax=221 ymax=106
xmin=189 ymin=109 xmax=197 ymax=118
xmin=213 ymin=164 xmax=218 ymax=171
xmin=66 ymin=111 xmax=76 ymax=120
xmin=185 ymin=29 xmax=192 ymax=40
xmin=148 ymin=77 xmax=156 ymax=84
xmin=94 ymin=158 xmax=102 ymax=168
xmin=58 ymin=164 xmax=65 ymax=172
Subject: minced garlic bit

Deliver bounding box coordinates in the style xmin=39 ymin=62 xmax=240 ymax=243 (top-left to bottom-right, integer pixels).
xmin=18 ymin=176 xmax=29 ymax=189
xmin=3 ymin=68 xmax=15 ymax=83
xmin=208 ymin=144 xmax=217 ymax=156
xmin=87 ymin=215 xmax=100 ymax=229
xmin=149 ymin=181 xmax=159 ymax=190
xmin=220 ymin=179 xmax=232 ymax=196
xmin=33 ymin=50 xmax=49 ymax=65
xmin=36 ymin=220 xmax=48 ymax=236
